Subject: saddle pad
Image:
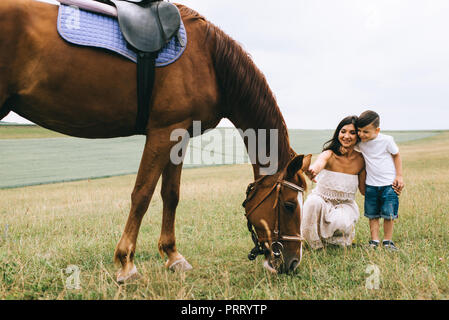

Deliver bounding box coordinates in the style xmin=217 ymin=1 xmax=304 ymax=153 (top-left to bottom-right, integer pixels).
xmin=57 ymin=4 xmax=187 ymax=66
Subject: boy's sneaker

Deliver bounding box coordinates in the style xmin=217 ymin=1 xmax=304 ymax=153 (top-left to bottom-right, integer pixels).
xmin=382 ymin=240 xmax=399 ymax=252
xmin=368 ymin=240 xmax=379 ymax=249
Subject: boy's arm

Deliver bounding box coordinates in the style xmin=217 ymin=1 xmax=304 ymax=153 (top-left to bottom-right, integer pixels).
xmin=392 ymin=152 xmax=404 ymax=195
xmin=358 ymin=168 xmax=366 ymax=196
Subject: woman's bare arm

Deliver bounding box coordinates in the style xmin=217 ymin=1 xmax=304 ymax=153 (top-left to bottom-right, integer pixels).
xmin=306 ymin=150 xmax=332 ymax=182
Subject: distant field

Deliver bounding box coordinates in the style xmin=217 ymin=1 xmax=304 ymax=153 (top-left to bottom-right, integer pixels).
xmin=0 ymin=125 xmax=67 ymax=139
xmin=0 ymin=131 xmax=447 ymax=299
xmin=0 ymin=125 xmax=441 ymax=189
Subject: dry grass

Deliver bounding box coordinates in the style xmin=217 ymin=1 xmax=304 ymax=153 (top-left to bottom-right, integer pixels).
xmin=0 ymin=133 xmax=448 ymax=299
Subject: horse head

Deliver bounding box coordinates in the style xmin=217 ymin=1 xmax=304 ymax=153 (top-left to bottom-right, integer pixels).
xmin=243 ymin=153 xmax=312 ymax=274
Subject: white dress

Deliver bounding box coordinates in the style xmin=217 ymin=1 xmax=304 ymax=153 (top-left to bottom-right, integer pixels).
xmin=301 ymin=169 xmax=360 ymax=249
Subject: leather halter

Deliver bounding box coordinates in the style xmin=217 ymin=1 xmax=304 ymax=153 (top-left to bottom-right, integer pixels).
xmin=242 ymin=175 xmax=305 ymax=261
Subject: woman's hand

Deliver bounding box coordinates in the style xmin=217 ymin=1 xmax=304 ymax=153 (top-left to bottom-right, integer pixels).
xmin=306 ymin=167 xmax=318 ymax=183
xmin=305 ymin=150 xmax=332 ymax=183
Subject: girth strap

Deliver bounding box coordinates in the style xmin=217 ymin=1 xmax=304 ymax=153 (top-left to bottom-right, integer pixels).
xmin=135 ymin=52 xmax=157 ymax=134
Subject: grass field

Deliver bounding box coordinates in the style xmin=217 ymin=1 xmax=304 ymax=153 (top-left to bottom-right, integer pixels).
xmin=0 ymin=125 xmax=440 ymax=189
xmin=0 ymin=124 xmax=67 ymax=139
xmin=0 ymin=128 xmax=448 ymax=300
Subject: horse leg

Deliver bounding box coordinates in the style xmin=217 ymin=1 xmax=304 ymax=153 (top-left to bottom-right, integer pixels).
xmin=158 ymin=160 xmax=192 ymax=271
xmin=0 ymin=104 xmax=9 ymax=120
xmin=113 ymin=124 xmax=187 ymax=282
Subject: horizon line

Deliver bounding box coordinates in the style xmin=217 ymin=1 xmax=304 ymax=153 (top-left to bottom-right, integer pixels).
xmin=1 ymin=121 xmax=447 ymax=132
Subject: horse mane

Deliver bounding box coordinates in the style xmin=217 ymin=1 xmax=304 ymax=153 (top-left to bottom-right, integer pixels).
xmin=177 ymin=5 xmax=293 ymax=171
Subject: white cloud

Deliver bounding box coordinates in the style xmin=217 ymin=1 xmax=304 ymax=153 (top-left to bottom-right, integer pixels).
xmin=183 ymin=0 xmax=449 ymax=130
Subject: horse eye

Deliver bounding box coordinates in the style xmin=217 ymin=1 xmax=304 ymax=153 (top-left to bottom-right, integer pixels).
xmin=284 ymin=201 xmax=297 ymax=213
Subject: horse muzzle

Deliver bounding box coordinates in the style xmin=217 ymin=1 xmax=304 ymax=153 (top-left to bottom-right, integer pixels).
xmin=260 ymin=241 xmax=302 ymax=274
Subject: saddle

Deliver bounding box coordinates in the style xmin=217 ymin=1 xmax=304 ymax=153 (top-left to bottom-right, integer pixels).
xmin=109 ymin=0 xmax=181 ymax=134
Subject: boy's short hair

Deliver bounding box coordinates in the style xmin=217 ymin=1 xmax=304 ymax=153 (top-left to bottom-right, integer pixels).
xmin=357 ymin=110 xmax=380 ymax=128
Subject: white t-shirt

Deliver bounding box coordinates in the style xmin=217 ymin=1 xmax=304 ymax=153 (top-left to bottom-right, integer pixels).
xmin=356 ymin=133 xmax=399 ymax=186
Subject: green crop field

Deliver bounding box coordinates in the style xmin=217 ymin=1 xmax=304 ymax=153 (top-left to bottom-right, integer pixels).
xmin=0 ymin=126 xmax=447 ymax=300
xmin=0 ymin=124 xmax=67 ymax=139
xmin=0 ymin=125 xmax=440 ymax=189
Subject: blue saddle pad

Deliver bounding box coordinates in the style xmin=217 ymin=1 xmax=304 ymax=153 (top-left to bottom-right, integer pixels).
xmin=57 ymin=4 xmax=187 ymax=66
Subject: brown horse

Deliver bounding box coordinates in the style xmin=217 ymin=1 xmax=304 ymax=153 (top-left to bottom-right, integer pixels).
xmin=0 ymin=0 xmax=311 ymax=281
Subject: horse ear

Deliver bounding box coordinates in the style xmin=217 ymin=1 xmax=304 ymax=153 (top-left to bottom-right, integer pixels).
xmin=301 ymin=154 xmax=312 ymax=172
xmin=286 ymin=154 xmax=304 ymax=179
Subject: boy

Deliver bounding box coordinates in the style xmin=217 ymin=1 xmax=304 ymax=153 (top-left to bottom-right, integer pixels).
xmin=356 ymin=110 xmax=404 ymax=251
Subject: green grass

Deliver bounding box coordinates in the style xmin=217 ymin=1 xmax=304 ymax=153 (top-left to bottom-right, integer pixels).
xmin=0 ymin=126 xmax=440 ymax=189
xmin=0 ymin=131 xmax=448 ymax=299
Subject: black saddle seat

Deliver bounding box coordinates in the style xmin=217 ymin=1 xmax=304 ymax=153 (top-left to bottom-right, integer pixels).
xmin=111 ymin=0 xmax=181 ymax=52
xmin=110 ymin=0 xmax=181 ymax=134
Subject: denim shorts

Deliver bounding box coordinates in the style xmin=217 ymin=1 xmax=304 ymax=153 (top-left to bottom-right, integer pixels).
xmin=364 ymin=185 xmax=399 ymax=220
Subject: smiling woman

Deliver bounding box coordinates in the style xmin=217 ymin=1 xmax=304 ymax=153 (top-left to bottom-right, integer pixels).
xmin=301 ymin=116 xmax=366 ymax=249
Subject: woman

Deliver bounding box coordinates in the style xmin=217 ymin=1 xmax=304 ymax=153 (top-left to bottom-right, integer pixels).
xmin=301 ymin=116 xmax=366 ymax=249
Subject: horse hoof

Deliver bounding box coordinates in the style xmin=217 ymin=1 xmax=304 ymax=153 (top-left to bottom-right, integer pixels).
xmin=168 ymin=257 xmax=193 ymax=272
xmin=116 ymin=265 xmax=139 ymax=283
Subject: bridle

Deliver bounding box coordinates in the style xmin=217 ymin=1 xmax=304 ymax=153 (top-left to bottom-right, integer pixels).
xmin=242 ymin=174 xmax=305 ymax=263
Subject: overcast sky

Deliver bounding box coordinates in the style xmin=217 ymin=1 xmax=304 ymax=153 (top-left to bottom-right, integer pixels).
xmin=5 ymin=0 xmax=449 ymax=130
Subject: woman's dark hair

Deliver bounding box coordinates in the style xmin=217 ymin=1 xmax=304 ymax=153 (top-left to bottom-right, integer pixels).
xmin=323 ymin=115 xmax=359 ymax=156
